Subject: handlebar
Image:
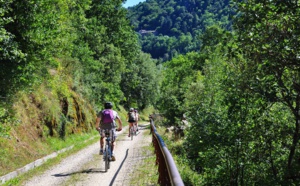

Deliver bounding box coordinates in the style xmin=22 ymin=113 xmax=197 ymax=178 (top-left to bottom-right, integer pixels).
xmin=97 ymin=128 xmax=122 ymax=132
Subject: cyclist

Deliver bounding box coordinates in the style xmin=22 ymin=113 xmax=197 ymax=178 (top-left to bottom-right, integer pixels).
xmin=127 ymin=107 xmax=137 ymax=137
xmin=95 ymin=102 xmax=122 ymax=161
xmin=134 ymin=109 xmax=139 ymax=132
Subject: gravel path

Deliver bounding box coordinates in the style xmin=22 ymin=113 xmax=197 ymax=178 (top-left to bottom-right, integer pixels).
xmin=21 ymin=124 xmax=154 ymax=186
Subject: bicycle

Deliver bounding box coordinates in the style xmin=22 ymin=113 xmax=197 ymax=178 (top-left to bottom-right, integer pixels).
xmin=103 ymin=129 xmax=113 ymax=172
xmin=129 ymin=124 xmax=137 ymax=140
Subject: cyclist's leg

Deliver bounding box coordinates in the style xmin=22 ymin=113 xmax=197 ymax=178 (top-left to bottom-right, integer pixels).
xmin=111 ymin=129 xmax=116 ymax=152
xmin=135 ymin=114 xmax=139 ymax=130
xmin=111 ymin=129 xmax=117 ymax=161
xmin=135 ymin=121 xmax=138 ymax=131
xmin=100 ymin=136 xmax=105 ymax=148
xmin=133 ymin=122 xmax=136 ymax=134
xmin=128 ymin=122 xmax=133 ymax=137
xmin=99 ymin=130 xmax=105 ymax=155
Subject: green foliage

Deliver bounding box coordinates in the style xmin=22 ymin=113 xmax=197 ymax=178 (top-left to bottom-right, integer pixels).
xmin=128 ymin=0 xmax=233 ymax=36
xmin=182 ymin=32 xmax=230 ymax=182
xmin=0 ymin=0 xmax=84 ymax=99
xmin=160 ymin=19 xmax=300 ymax=184
xmin=158 ymin=1 xmax=300 ymax=183
xmin=233 ymin=0 xmax=300 ymax=181
xmin=0 ymin=0 xmax=156 ymax=109
xmin=74 ymin=0 xmax=142 ymax=107
xmin=121 ymin=52 xmax=160 ymax=109
xmin=139 ymin=105 xmax=156 ymax=121
xmin=158 ymin=51 xmax=202 ymax=124
xmin=0 ymin=0 xmax=26 ymax=96
xmin=127 ymin=0 xmax=235 ymax=61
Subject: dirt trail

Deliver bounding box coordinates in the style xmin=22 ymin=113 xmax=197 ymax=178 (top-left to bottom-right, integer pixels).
xmin=21 ymin=124 xmax=154 ymax=186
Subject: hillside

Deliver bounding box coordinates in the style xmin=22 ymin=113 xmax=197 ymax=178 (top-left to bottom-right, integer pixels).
xmin=126 ymin=0 xmax=235 ymax=61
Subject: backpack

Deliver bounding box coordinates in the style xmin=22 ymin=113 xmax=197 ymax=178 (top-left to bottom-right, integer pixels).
xmin=128 ymin=111 xmax=136 ymax=121
xmin=101 ymin=109 xmax=114 ymax=124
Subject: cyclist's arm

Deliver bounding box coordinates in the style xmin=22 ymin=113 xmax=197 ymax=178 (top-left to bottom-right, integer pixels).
xmin=95 ymin=117 xmax=101 ymax=130
xmin=116 ymin=116 xmax=122 ymax=130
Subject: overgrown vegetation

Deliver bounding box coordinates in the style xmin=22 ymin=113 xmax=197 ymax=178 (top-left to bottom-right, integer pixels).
xmin=156 ymin=1 xmax=300 ymax=185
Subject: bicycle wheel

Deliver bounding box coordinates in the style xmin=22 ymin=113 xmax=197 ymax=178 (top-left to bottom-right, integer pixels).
xmin=104 ymin=145 xmax=109 ymax=172
xmin=107 ymin=145 xmax=111 ymax=169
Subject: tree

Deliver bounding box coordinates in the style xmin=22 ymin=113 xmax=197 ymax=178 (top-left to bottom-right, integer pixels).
xmin=0 ymin=0 xmax=25 ymax=96
xmin=0 ymin=0 xmax=81 ymax=97
xmin=234 ymin=0 xmax=300 ymax=181
xmin=81 ymin=0 xmax=140 ymax=106
xmin=120 ymin=52 xmax=160 ymax=109
xmin=158 ymin=52 xmax=201 ymax=124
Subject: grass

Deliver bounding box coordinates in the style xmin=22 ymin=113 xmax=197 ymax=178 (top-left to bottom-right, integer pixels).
xmin=128 ymin=128 xmax=159 ymax=186
xmin=129 ymin=153 xmax=159 ymax=186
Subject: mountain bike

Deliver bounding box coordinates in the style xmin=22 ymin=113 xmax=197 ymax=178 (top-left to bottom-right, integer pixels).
xmin=103 ymin=129 xmax=113 ymax=172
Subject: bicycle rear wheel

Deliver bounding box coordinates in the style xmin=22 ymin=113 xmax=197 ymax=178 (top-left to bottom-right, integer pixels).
xmin=107 ymin=146 xmax=111 ymax=169
xmin=134 ymin=125 xmax=137 ymax=136
xmin=130 ymin=127 xmax=133 ymax=140
xmin=104 ymin=145 xmax=109 ymax=172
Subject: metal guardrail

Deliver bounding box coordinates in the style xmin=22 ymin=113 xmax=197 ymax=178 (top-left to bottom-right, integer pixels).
xmin=149 ymin=115 xmax=185 ymax=186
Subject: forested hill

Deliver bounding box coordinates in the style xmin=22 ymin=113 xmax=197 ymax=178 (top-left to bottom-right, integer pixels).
xmin=127 ymin=0 xmax=233 ymax=36
xmin=126 ymin=0 xmax=234 ymax=61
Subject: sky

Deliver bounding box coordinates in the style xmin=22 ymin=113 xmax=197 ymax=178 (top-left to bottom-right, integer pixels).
xmin=123 ymin=0 xmax=146 ymax=8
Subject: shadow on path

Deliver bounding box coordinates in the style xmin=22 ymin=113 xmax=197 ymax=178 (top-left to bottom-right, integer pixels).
xmin=52 ymin=168 xmax=106 ymax=177
xmin=109 ymin=149 xmax=129 ymax=186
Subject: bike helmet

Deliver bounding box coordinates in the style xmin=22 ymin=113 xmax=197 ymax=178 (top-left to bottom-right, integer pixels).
xmin=104 ymin=102 xmax=113 ymax=109
xmin=129 ymin=108 xmax=134 ymax=112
